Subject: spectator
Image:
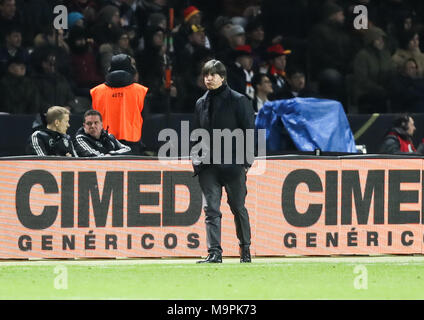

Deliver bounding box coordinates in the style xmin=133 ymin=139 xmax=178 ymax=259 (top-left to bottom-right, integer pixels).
xmin=251 ymin=72 xmax=273 ymax=113
xmin=136 ymin=25 xmax=180 ymax=113
xmin=179 ymin=47 xmax=213 ymax=113
xmin=32 ymin=26 xmax=71 ymax=77
xmin=245 ymin=17 xmax=266 ymax=73
xmin=308 ymin=2 xmax=354 ymax=101
xmin=277 ymin=65 xmax=316 ymax=99
xmin=90 ymin=53 xmax=148 ymax=155
xmin=390 ymin=58 xmax=424 ymax=113
xmin=265 ymin=43 xmax=291 ymax=99
xmin=174 ymin=6 xmax=211 ymax=54
xmin=225 ymin=24 xmax=246 ymax=49
xmin=392 ymin=30 xmax=424 ymax=78
xmin=0 ymin=56 xmax=40 ymax=114
xmin=16 ymin=0 xmax=52 ymax=47
xmin=0 ymin=25 xmax=30 ymax=77
xmin=66 ymin=0 xmax=98 ymax=26
xmin=68 ymin=11 xmax=85 ymax=29
xmin=26 ymin=105 xmax=77 ymax=157
xmin=176 ymin=24 xmax=207 ymax=73
xmin=210 ymin=15 xmax=232 ymax=54
xmin=67 ymin=25 xmax=104 ymax=96
xmin=379 ymin=113 xmax=424 ymax=154
xmin=99 ymin=27 xmax=134 ymax=76
xmin=31 ymin=50 xmax=75 ymax=114
xmin=353 ymin=26 xmax=395 ymax=113
xmin=227 ymin=44 xmax=255 ymax=99
xmin=0 ymin=0 xmax=22 ymax=43
xmin=217 ymin=24 xmax=246 ymax=65
xmin=89 ymin=4 xmax=122 ymax=46
xmin=73 ymin=109 xmax=131 ymax=157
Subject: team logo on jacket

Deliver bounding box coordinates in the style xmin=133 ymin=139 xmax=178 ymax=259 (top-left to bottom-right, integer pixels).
xmin=49 ymin=139 xmax=54 ymax=147
xmin=96 ymin=142 xmax=103 ymax=148
xmin=63 ymin=139 xmax=69 ymax=147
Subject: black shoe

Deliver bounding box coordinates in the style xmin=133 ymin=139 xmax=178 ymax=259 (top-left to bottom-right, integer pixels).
xmin=240 ymin=246 xmax=251 ymax=263
xmin=196 ymin=253 xmax=222 ymax=264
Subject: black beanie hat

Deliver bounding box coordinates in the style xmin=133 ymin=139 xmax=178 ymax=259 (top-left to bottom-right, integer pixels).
xmin=108 ymin=54 xmax=136 ymax=75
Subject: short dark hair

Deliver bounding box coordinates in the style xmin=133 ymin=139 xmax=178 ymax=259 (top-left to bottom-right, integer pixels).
xmin=286 ymin=65 xmax=306 ymax=78
xmin=201 ymin=59 xmax=227 ymax=81
xmin=84 ymin=109 xmax=102 ymax=122
xmin=251 ymin=73 xmax=269 ymax=90
xmin=393 ymin=113 xmax=411 ymax=131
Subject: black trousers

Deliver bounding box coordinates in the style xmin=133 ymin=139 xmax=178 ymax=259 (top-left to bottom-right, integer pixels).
xmin=198 ymin=164 xmax=251 ymax=254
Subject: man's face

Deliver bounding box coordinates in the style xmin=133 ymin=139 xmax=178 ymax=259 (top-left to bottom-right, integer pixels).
xmin=404 ymin=60 xmax=418 ymax=78
xmin=237 ymin=55 xmax=253 ymax=71
xmin=273 ymin=55 xmax=287 ymax=71
xmin=373 ymin=36 xmax=385 ymax=50
xmin=188 ymin=13 xmax=201 ymax=26
xmin=204 ymin=73 xmax=224 ymax=90
xmin=288 ymin=72 xmax=306 ymax=92
xmin=249 ymin=26 xmax=264 ymax=42
xmin=6 ymin=31 xmax=21 ymax=48
xmin=406 ymin=117 xmax=416 ymax=136
xmin=55 ymin=114 xmax=70 ymax=135
xmin=8 ymin=62 xmax=25 ymax=77
xmin=84 ymin=115 xmax=103 ymax=139
xmin=189 ymin=31 xmax=206 ymax=47
xmin=257 ymin=75 xmax=273 ymax=95
xmin=0 ymin=0 xmax=16 ymax=19
xmin=42 ymin=55 xmax=56 ymax=74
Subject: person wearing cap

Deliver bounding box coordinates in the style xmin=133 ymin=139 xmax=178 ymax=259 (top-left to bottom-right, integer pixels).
xmin=176 ymin=24 xmax=207 ymax=72
xmin=68 ymin=11 xmax=85 ymax=29
xmin=68 ymin=25 xmax=104 ymax=95
xmin=225 ymin=24 xmax=246 ymax=49
xmin=90 ymin=53 xmax=148 ymax=154
xmin=183 ymin=5 xmax=201 ymax=26
xmin=0 ymin=55 xmax=40 ymax=114
xmin=353 ymin=26 xmax=395 ymax=113
xmin=227 ymin=44 xmax=255 ymax=99
xmin=265 ymin=43 xmax=291 ymax=98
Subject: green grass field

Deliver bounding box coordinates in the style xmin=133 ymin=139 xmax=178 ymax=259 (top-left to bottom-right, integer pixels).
xmin=1 ymin=256 xmax=424 ymax=300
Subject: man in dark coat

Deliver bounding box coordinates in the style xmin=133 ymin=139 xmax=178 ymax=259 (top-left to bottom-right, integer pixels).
xmin=192 ymin=59 xmax=255 ymax=264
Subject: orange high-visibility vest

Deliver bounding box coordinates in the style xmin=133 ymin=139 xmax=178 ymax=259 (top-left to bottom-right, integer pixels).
xmin=90 ymin=83 xmax=148 ymax=142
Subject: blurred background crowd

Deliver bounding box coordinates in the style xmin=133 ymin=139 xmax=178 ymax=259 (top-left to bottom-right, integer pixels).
xmin=1 ymin=0 xmax=424 ymax=117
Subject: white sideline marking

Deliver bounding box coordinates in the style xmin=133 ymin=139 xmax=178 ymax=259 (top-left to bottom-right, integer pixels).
xmin=0 ymin=255 xmax=424 ymax=267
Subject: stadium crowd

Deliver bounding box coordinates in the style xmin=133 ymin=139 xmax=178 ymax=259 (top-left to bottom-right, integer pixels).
xmin=1 ymin=0 xmax=424 ymax=117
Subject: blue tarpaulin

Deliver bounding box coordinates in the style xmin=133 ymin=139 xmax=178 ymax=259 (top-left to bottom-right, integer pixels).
xmin=255 ymin=98 xmax=357 ymax=153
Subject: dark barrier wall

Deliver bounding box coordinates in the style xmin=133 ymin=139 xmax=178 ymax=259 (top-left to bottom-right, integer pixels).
xmin=1 ymin=113 xmax=424 ymax=156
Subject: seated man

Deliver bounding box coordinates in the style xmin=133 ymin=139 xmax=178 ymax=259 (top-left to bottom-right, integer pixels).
xmin=379 ymin=114 xmax=424 ymax=154
xmin=26 ymin=106 xmax=77 ymax=157
xmin=73 ymin=109 xmax=131 ymax=157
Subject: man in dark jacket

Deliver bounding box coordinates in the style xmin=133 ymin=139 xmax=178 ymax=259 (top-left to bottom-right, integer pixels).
xmin=26 ymin=106 xmax=77 ymax=157
xmin=192 ymin=59 xmax=255 ymax=264
xmin=379 ymin=114 xmax=424 ymax=154
xmin=73 ymin=109 xmax=131 ymax=157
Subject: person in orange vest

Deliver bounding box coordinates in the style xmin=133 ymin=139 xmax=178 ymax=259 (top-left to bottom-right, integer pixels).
xmin=90 ymin=53 xmax=148 ymax=154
